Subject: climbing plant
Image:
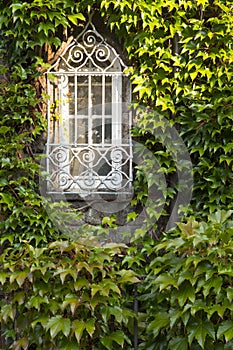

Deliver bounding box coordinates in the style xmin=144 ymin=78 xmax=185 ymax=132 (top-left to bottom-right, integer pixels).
xmin=1 ymin=0 xmax=233 ymax=348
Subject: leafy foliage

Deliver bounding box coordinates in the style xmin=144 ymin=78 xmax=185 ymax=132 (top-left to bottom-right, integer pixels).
xmin=0 ymin=241 xmax=136 ymax=349
xmin=101 ymin=0 xmax=233 ymax=218
xmin=139 ymin=210 xmax=233 ymax=349
xmin=1 ymin=0 xmax=233 ymax=348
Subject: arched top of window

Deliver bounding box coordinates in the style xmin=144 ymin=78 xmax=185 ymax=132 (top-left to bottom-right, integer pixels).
xmin=48 ymin=20 xmax=126 ymax=74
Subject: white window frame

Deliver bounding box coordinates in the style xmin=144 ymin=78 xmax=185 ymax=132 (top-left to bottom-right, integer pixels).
xmin=46 ymin=19 xmax=132 ymax=196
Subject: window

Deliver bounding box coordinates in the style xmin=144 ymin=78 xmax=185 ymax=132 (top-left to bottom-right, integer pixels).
xmin=46 ymin=19 xmax=132 ymax=199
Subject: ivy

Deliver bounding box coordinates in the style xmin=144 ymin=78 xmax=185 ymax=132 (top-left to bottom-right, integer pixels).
xmin=140 ymin=210 xmax=233 ymax=349
xmin=0 ymin=241 xmax=136 ymax=349
xmin=1 ymin=0 xmax=233 ymax=348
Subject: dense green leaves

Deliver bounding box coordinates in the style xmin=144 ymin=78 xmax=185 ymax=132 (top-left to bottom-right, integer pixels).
xmin=1 ymin=0 xmax=233 ymax=348
xmin=0 ymin=241 xmax=136 ymax=348
xmin=140 ymin=211 xmax=233 ymax=349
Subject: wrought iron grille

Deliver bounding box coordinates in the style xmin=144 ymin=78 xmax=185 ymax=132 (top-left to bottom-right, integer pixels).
xmin=46 ymin=19 xmax=132 ymax=196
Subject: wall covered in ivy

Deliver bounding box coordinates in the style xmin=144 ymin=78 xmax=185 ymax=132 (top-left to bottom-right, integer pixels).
xmin=1 ymin=0 xmax=233 ymax=349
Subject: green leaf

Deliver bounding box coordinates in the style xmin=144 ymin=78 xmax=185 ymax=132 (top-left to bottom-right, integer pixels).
xmin=169 ymin=336 xmax=188 ymax=350
xmin=153 ymin=273 xmax=178 ymax=291
xmin=226 ymin=287 xmax=233 ymax=303
xmin=100 ymin=335 xmax=112 ymax=350
xmin=13 ymin=338 xmax=28 ymax=350
xmin=27 ymin=295 xmax=49 ymax=310
xmin=46 ymin=316 xmax=71 ymax=338
xmin=62 ymin=295 xmax=79 ymax=315
xmin=116 ymin=270 xmax=140 ymax=284
xmin=0 ymin=272 xmax=8 ymax=284
xmin=31 ymin=316 xmax=48 ymax=329
xmin=100 ymin=331 xmax=125 ymax=349
xmin=68 ymin=13 xmax=85 ymax=25
xmin=178 ymin=281 xmax=195 ymax=306
xmin=72 ymin=320 xmax=86 ymax=343
xmin=10 ymin=271 xmax=28 ymax=287
xmin=85 ymin=319 xmax=95 ymax=337
xmin=202 ymin=276 xmax=222 ymax=298
xmin=110 ymin=330 xmax=125 ymax=347
xmin=217 ymin=321 xmax=233 ymax=342
xmin=148 ymin=312 xmax=170 ymax=337
xmin=0 ymin=193 xmax=14 ymax=207
xmin=0 ymin=126 xmax=10 ymax=134
xmin=188 ymin=320 xmax=215 ymax=348
xmin=38 ymin=22 xmax=55 ymax=36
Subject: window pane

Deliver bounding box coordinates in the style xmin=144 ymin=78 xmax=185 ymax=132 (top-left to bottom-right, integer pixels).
xmin=77 ymin=76 xmax=88 ymax=115
xmin=77 ymin=119 xmax=88 ymax=144
xmin=69 ymin=118 xmax=88 ymax=144
xmin=105 ymin=76 xmax=112 ymax=115
xmin=68 ymin=76 xmax=75 ymax=114
xmin=92 ymin=118 xmax=102 ymax=144
xmin=105 ymin=118 xmax=112 ymax=143
xmin=92 ymin=76 xmax=102 ymax=115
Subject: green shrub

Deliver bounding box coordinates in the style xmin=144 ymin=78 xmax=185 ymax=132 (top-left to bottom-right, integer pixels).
xmin=140 ymin=210 xmax=233 ymax=349
xmin=0 ymin=240 xmax=138 ymax=349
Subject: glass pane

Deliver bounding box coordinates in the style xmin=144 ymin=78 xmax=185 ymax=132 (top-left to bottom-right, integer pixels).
xmin=92 ymin=76 xmax=102 ymax=115
xmin=105 ymin=118 xmax=112 ymax=143
xmin=92 ymin=118 xmax=102 ymax=144
xmin=68 ymin=76 xmax=75 ymax=114
xmin=69 ymin=118 xmax=74 ymax=144
xmin=77 ymin=76 xmax=88 ymax=115
xmin=69 ymin=118 xmax=88 ymax=144
xmin=77 ymin=119 xmax=88 ymax=144
xmin=94 ymin=158 xmax=111 ymax=176
xmin=70 ymin=150 xmax=86 ymax=177
xmin=105 ymin=76 xmax=112 ymax=115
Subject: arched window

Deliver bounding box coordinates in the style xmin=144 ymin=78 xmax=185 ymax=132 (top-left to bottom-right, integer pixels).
xmin=46 ymin=18 xmax=132 ymax=199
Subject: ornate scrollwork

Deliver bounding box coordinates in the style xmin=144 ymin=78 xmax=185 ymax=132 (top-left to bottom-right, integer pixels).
xmin=49 ymin=21 xmax=124 ymax=72
xmin=83 ymin=30 xmax=97 ymax=48
xmin=111 ymin=149 xmax=123 ymax=163
xmin=70 ymin=45 xmax=84 ymax=64
xmin=47 ymin=145 xmax=131 ymax=193
xmin=50 ymin=147 xmax=69 ymax=165
xmin=95 ymin=44 xmax=111 ymax=62
xmin=82 ymin=149 xmax=95 ymax=163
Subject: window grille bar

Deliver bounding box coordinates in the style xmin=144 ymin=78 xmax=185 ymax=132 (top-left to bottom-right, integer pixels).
xmin=46 ymin=19 xmax=132 ymax=196
xmin=74 ymin=75 xmax=77 ymax=145
xmin=102 ymin=74 xmax=105 ymax=145
xmin=88 ymin=74 xmax=92 ymax=145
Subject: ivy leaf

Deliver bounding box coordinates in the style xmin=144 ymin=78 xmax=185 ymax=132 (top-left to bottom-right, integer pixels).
xmin=217 ymin=321 xmax=233 ymax=342
xmin=110 ymin=330 xmax=125 ymax=347
xmin=13 ymin=338 xmax=28 ymax=350
xmin=72 ymin=320 xmax=86 ymax=343
xmin=169 ymin=336 xmax=188 ymax=350
xmin=10 ymin=271 xmax=28 ymax=287
xmin=188 ymin=320 xmax=215 ymax=348
xmin=0 ymin=126 xmax=10 ymax=134
xmin=154 ymin=273 xmax=178 ymax=291
xmin=68 ymin=13 xmax=85 ymax=25
xmin=38 ymin=22 xmax=55 ymax=36
xmin=45 ymin=316 xmax=71 ymax=338
xmin=226 ymin=287 xmax=233 ymax=303
xmin=100 ymin=331 xmax=125 ymax=349
xmin=202 ymin=276 xmax=222 ymax=298
xmin=148 ymin=312 xmax=170 ymax=337
xmin=85 ymin=319 xmax=95 ymax=337
xmin=0 ymin=272 xmax=8 ymax=284
xmin=116 ymin=270 xmax=140 ymax=284
xmin=100 ymin=335 xmax=112 ymax=350
xmin=178 ymin=281 xmax=195 ymax=306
